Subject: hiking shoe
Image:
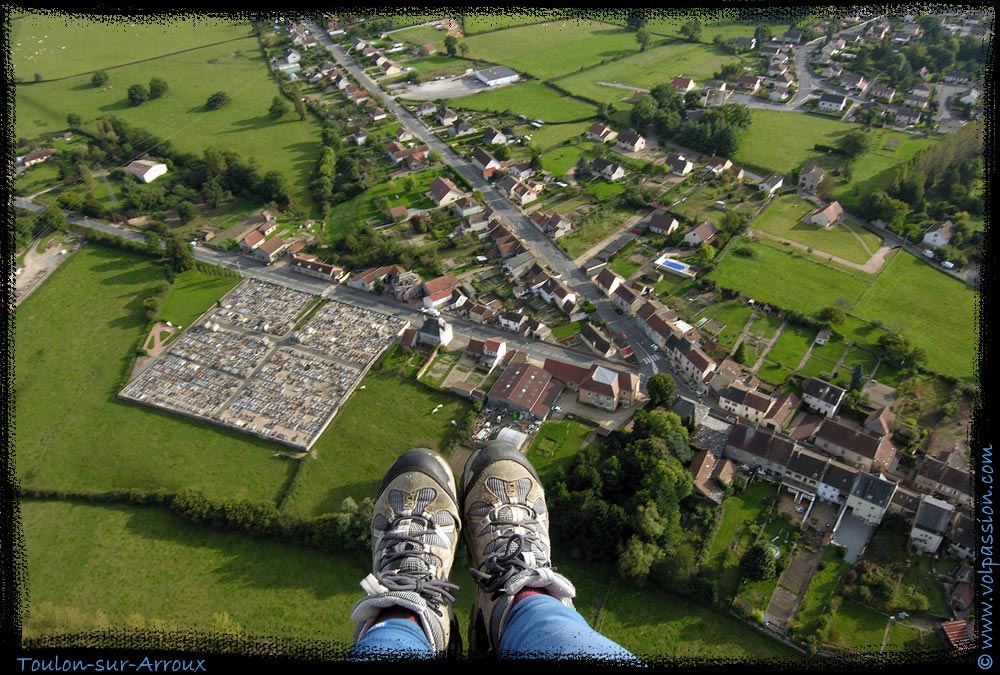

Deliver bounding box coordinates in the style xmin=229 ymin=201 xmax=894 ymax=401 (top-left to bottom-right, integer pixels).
xmin=351 ymin=448 xmax=462 ymax=658
xmin=460 ymin=439 xmax=576 ymax=656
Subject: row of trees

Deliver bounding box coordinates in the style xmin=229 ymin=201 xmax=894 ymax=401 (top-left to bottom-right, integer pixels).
xmin=127 ymin=77 xmax=169 ymax=106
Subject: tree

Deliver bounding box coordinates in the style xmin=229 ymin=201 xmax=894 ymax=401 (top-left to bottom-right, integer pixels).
xmin=739 ymin=543 xmax=777 ymax=582
xmin=817 ymin=306 xmax=845 ymax=325
xmin=444 ymin=34 xmax=458 ymax=57
xmin=646 ymin=373 xmax=677 ymax=408
xmin=626 ymin=9 xmax=647 ymax=31
xmin=636 ymin=27 xmax=651 ymax=51
xmin=850 ymin=364 xmax=865 ymax=392
xmin=617 ymin=535 xmax=663 ymax=583
xmin=754 ymin=24 xmax=771 ymax=46
xmin=176 ymin=201 xmax=198 ymax=224
xmin=734 ymin=341 xmax=748 ymax=365
xmin=679 ymin=19 xmax=702 ymax=42
xmin=35 ymin=207 xmax=67 ymax=234
xmin=148 ymin=77 xmax=169 ymax=99
xmin=66 ymin=113 xmax=83 ymax=129
xmin=269 ymin=96 xmax=290 ymax=120
xmin=164 ymin=235 xmax=195 ymax=273
xmin=458 ymin=41 xmax=469 ymax=57
xmin=206 ymin=91 xmax=230 ymax=110
xmin=838 ymin=129 xmax=873 ymax=160
xmin=127 ymin=83 xmax=150 ymax=106
xmin=91 ymin=70 xmax=108 ymax=87
xmin=696 ymin=243 xmax=716 ymax=265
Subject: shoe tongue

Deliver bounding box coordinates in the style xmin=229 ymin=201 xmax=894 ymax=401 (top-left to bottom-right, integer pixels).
xmin=399 ymin=556 xmax=429 ymax=574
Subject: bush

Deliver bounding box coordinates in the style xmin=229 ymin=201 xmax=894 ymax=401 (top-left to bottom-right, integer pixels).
xmin=206 ymin=91 xmax=230 ymax=110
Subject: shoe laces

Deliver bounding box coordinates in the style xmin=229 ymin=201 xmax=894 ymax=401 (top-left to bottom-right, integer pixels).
xmin=469 ymin=505 xmax=548 ymax=598
xmin=377 ymin=517 xmax=459 ymax=612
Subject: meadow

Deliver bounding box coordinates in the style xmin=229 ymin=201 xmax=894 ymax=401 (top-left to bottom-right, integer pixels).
xmin=711 ymin=235 xmax=976 ymax=380
xmin=454 ymin=80 xmax=596 ymax=123
xmin=850 ymin=249 xmax=977 ymax=381
xmin=14 ymin=245 xmax=294 ymax=500
xmin=20 ymin=500 xmax=364 ymax=645
xmin=11 ymin=13 xmax=252 ymax=80
xmin=158 ymin=268 xmax=241 ymax=330
xmin=15 ymin=23 xmax=322 ymax=212
xmin=526 ymin=418 xmax=598 ymax=478
xmin=462 ymin=19 xmax=643 ymax=81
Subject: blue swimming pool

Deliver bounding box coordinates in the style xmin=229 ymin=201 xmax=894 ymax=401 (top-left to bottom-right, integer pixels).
xmin=659 ymin=259 xmax=687 ymax=271
xmin=654 ymin=254 xmax=697 ymax=279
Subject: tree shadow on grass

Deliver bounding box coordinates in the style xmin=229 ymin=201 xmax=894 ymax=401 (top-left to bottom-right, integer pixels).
xmin=222 ymin=115 xmax=281 ymax=132
xmin=98 ymin=99 xmax=135 ymax=113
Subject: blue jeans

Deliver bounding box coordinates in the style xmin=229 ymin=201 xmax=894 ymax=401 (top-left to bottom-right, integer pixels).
xmin=347 ymin=594 xmax=641 ymax=664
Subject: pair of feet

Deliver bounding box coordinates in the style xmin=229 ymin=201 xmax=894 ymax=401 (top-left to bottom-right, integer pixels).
xmin=351 ymin=439 xmax=576 ymax=658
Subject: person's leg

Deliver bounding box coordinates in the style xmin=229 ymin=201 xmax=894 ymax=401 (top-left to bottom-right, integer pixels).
xmin=500 ymin=593 xmax=639 ymax=663
xmin=460 ymin=439 xmax=642 ymax=664
xmin=347 ymin=448 xmax=463 ymax=661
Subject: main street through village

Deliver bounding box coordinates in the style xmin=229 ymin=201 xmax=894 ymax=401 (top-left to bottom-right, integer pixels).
xmin=303 ymin=19 xmax=683 ymax=389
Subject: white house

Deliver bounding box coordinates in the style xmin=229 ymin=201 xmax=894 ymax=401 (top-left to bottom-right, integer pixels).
xmin=909 ymin=495 xmax=955 ymax=554
xmin=801 ymin=377 xmax=845 ymax=417
xmin=807 ymin=200 xmax=845 ymax=228
xmin=124 ymin=160 xmax=168 ymax=184
xmin=922 ymin=220 xmax=955 ymax=248
xmin=475 ymin=66 xmax=519 ymax=87
xmin=758 ymin=173 xmax=784 ymax=194
xmin=818 ymin=92 xmax=847 ymax=113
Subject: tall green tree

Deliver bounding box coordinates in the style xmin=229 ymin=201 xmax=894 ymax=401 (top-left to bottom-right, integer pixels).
xmin=444 ymin=34 xmax=458 ymax=56
xmin=636 ymin=27 xmax=651 ymax=51
xmin=148 ymin=77 xmax=169 ymax=99
xmin=739 ymin=543 xmax=777 ymax=581
xmin=269 ymin=96 xmax=290 ymax=120
xmin=91 ymin=70 xmax=108 ymax=87
xmin=127 ymin=83 xmax=150 ymax=106
xmin=679 ymin=19 xmax=702 ymax=42
xmin=646 ymin=373 xmax=677 ymax=407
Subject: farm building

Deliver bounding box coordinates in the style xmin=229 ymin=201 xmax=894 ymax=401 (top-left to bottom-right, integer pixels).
xmin=476 ymin=66 xmax=520 ymax=87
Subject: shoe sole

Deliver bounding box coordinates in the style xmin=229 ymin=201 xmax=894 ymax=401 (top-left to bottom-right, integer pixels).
xmin=380 ymin=447 xmax=459 ymax=504
xmin=460 ymin=439 xmax=541 ymax=508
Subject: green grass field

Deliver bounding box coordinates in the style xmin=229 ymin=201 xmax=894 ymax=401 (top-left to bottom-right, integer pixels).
xmin=711 ymin=240 xmax=870 ymax=316
xmin=526 ymin=418 xmax=596 ymax=478
xmin=325 ymin=170 xmax=441 ymax=236
xmin=752 ymin=195 xmax=881 ymax=265
xmin=16 ymin=32 xmax=322 ymax=212
xmin=850 ymin=251 xmax=977 ymax=381
xmin=463 ymin=19 xmax=642 ymax=81
xmin=159 ymin=269 xmax=240 ymax=329
xmin=11 ymin=14 xmax=253 ymax=80
xmin=712 ymin=242 xmax=976 ymax=379
xmin=735 ymin=110 xmax=853 ymax=176
xmin=766 ymin=323 xmax=816 ymax=370
xmin=14 ymin=245 xmax=294 ymax=500
xmin=826 ymin=601 xmax=890 ymax=653
xmin=558 ymin=206 xmax=632 ymax=259
xmin=279 ymin=372 xmax=473 ymax=519
xmin=454 ymin=80 xmax=596 ymax=122
xmin=541 ymin=144 xmax=588 ymax=178
xmin=528 ymin=121 xmax=592 ymax=153
xmin=20 ymin=500 xmax=365 ymax=644
xmin=463 ymin=10 xmax=562 ymax=34
xmin=597 ymin=576 xmax=800 ymax=662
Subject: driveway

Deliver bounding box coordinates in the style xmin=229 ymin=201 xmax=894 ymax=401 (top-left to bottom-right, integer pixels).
xmin=831 ymin=513 xmax=873 ymax=564
xmin=393 ymin=75 xmax=490 ymax=101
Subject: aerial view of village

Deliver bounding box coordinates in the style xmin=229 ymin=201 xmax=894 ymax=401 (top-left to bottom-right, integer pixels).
xmin=10 ymin=6 xmax=990 ymax=666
